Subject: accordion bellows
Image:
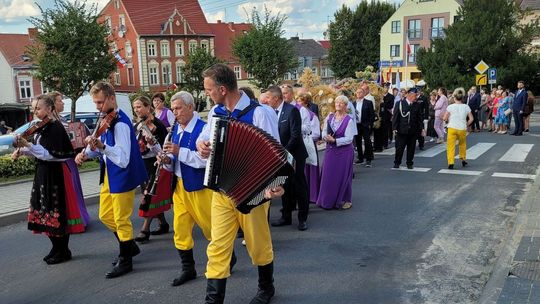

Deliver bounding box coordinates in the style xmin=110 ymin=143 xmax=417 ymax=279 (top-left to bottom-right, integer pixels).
xmin=204 ymin=116 xmax=294 ymax=214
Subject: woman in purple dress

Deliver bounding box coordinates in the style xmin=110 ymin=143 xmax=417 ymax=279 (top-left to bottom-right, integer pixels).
xmin=296 ymin=93 xmax=321 ymax=204
xmin=152 ymin=92 xmax=175 ymax=131
xmin=317 ymin=95 xmax=355 ymax=210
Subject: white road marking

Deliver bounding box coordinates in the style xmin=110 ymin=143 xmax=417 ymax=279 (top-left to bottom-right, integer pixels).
xmin=375 ymin=147 xmax=395 ymax=155
xmin=492 ymin=173 xmax=536 ymax=180
xmin=455 ymin=142 xmax=496 ymax=160
xmin=417 ymin=144 xmax=447 ymax=157
xmin=391 ymin=166 xmax=431 ymax=172
xmin=498 ymin=144 xmax=534 ymax=162
xmin=438 ymin=169 xmax=483 ymax=176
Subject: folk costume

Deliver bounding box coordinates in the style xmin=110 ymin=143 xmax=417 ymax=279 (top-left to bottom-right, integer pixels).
xmin=21 ymin=119 xmax=84 ymax=264
xmin=316 ymin=114 xmax=355 ymax=209
xmin=199 ymin=93 xmax=277 ymax=304
xmin=85 ymin=109 xmax=147 ymax=278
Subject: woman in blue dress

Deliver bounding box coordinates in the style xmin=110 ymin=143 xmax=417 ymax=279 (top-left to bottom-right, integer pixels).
xmin=495 ymin=91 xmax=510 ymax=134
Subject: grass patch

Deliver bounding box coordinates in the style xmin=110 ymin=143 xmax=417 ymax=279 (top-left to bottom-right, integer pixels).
xmin=0 ymin=159 xmax=100 ymax=184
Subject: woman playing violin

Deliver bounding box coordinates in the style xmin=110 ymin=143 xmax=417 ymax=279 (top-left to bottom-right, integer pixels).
xmin=132 ymin=95 xmax=170 ymax=243
xmin=75 ymin=81 xmax=147 ymax=279
xmin=12 ymin=94 xmax=85 ymax=265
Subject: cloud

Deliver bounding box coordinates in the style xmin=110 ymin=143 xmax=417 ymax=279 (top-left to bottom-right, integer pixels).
xmin=237 ymin=0 xmax=294 ymax=20
xmin=0 ymin=0 xmax=40 ymax=21
xmin=205 ymin=10 xmax=225 ymax=23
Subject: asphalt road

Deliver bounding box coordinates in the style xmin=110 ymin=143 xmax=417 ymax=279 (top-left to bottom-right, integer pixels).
xmin=1 ymin=130 xmax=539 ymax=304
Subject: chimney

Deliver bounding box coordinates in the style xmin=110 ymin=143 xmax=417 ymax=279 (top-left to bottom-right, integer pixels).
xmin=217 ymin=20 xmax=221 ymax=23
xmin=28 ymin=27 xmax=38 ymax=41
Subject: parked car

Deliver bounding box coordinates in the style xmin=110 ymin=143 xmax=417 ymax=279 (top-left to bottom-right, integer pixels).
xmin=61 ymin=92 xmax=133 ymax=121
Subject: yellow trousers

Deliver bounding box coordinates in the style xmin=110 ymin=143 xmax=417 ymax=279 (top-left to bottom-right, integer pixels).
xmin=173 ymin=179 xmax=213 ymax=250
xmin=206 ymin=192 xmax=273 ymax=279
xmin=99 ymin=171 xmax=136 ymax=241
xmin=447 ymin=127 xmax=467 ymax=165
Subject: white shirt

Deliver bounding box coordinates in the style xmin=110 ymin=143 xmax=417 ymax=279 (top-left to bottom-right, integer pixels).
xmin=355 ymin=99 xmax=364 ymax=123
xmin=365 ymin=93 xmax=375 ymax=105
xmin=164 ymin=114 xmax=207 ymax=179
xmin=446 ymin=103 xmax=471 ymax=131
xmin=310 ymin=114 xmax=321 ymax=140
xmin=346 ymin=102 xmax=358 ymax=136
xmin=298 ymin=106 xmax=312 ymax=135
xmin=321 ymin=114 xmax=355 ymax=146
xmin=84 ymin=121 xmax=131 ymax=169
xmin=198 ymin=92 xmax=280 ymax=144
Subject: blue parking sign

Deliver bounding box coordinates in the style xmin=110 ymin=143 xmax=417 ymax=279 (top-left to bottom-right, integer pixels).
xmin=488 ymin=68 xmax=496 ymax=80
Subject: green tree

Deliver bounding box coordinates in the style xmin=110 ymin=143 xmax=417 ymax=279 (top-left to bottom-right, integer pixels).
xmin=417 ymin=0 xmax=540 ymax=92
xmin=183 ymin=47 xmax=221 ymax=110
xmin=329 ymin=2 xmax=396 ymax=79
xmin=28 ymin=0 xmax=116 ymax=118
xmin=232 ymin=8 xmax=296 ymax=89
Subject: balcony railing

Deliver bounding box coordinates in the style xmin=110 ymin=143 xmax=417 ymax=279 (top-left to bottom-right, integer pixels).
xmin=407 ymin=29 xmax=423 ymax=40
xmin=430 ymin=27 xmax=445 ymax=39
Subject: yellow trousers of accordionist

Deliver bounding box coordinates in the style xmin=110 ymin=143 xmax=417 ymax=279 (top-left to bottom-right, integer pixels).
xmin=446 ymin=127 xmax=467 ymax=165
xmin=173 ymin=178 xmax=213 ymax=250
xmin=99 ymin=171 xmax=135 ymax=241
xmin=206 ymin=192 xmax=273 ymax=279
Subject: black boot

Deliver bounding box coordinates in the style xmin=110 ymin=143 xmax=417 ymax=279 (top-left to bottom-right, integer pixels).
xmin=44 ymin=236 xmax=59 ymax=261
xmin=249 ymin=262 xmax=275 ymax=304
xmin=112 ymin=233 xmax=140 ymax=265
xmin=171 ymin=249 xmax=197 ymax=286
xmin=46 ymin=235 xmax=72 ymax=265
xmin=106 ymin=240 xmax=133 ymax=278
xmin=205 ymin=279 xmax=227 ymax=304
xmin=230 ymin=250 xmax=237 ymax=273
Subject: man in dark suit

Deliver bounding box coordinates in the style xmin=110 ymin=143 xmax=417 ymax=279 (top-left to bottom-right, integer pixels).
xmin=415 ymin=88 xmax=429 ymax=150
xmin=511 ymin=81 xmax=527 ymax=136
xmin=467 ymin=86 xmax=481 ymax=132
xmin=392 ymin=90 xmax=424 ymax=169
xmin=268 ymin=86 xmax=310 ymax=231
xmin=353 ymin=87 xmax=375 ymax=167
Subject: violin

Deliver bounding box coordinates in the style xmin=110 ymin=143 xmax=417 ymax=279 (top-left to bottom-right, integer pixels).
xmin=13 ymin=116 xmax=51 ymax=147
xmin=136 ymin=116 xmax=157 ymax=153
xmin=85 ymin=110 xmax=118 ymax=152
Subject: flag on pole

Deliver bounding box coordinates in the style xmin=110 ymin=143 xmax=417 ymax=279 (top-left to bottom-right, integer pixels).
xmin=406 ymin=37 xmax=412 ymax=55
xmin=113 ymin=51 xmax=127 ymax=68
xmin=387 ymin=65 xmax=393 ymax=85
xmin=396 ymin=69 xmax=401 ymax=90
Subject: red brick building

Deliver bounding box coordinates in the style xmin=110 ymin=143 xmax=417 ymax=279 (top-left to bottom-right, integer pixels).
xmin=100 ymin=0 xmax=251 ymax=93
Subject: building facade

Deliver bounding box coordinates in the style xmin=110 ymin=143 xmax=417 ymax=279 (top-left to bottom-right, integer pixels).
xmin=100 ymin=0 xmax=250 ymax=93
xmin=379 ymin=0 xmax=462 ymax=87
xmin=0 ymin=29 xmax=46 ymax=104
xmin=284 ymin=37 xmax=335 ymax=85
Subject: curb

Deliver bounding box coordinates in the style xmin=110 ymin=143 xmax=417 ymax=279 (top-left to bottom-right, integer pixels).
xmin=479 ymin=165 xmax=540 ymax=303
xmin=0 ymin=194 xmax=100 ymax=227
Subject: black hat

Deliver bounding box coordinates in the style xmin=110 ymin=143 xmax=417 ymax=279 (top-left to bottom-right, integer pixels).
xmin=407 ymin=87 xmax=418 ymax=93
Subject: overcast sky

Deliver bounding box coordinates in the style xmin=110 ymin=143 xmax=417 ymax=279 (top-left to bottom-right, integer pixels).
xmin=0 ymin=0 xmax=402 ymax=40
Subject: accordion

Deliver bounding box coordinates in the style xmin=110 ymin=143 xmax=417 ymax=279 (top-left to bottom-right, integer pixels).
xmin=204 ymin=116 xmax=294 ymax=214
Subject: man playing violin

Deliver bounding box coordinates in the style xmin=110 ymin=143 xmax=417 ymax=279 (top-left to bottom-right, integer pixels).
xmin=75 ymin=81 xmax=147 ymax=279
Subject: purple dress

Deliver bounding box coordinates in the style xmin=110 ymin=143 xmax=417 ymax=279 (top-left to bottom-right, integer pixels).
xmin=65 ymin=158 xmax=90 ymax=226
xmin=157 ymin=107 xmax=172 ymax=129
xmin=316 ymin=114 xmax=354 ymax=210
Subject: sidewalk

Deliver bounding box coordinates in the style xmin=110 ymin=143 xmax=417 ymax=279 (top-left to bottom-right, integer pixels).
xmin=0 ymin=169 xmax=101 ymax=226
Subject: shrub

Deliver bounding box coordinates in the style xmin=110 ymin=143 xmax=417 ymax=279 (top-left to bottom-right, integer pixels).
xmin=0 ymin=155 xmax=35 ymax=177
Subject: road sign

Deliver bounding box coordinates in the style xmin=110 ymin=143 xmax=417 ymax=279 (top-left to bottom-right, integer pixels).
xmin=476 ymin=74 xmax=487 ymax=86
xmin=488 ymin=68 xmax=497 ymax=84
xmin=474 ymin=60 xmax=489 ymax=74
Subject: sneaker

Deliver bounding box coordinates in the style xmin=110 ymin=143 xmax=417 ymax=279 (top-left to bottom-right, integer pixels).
xmin=365 ymin=161 xmax=371 ymax=168
xmin=341 ymin=202 xmax=352 ymax=210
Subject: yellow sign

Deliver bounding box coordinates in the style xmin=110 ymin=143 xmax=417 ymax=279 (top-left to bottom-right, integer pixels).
xmin=474 ymin=60 xmax=489 ymax=74
xmin=476 ymin=74 xmax=487 ymax=86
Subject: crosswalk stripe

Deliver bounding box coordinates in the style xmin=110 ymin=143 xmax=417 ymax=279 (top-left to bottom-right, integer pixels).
xmin=417 ymin=144 xmax=447 ymax=157
xmin=455 ymin=142 xmax=496 ymax=160
xmin=492 ymin=173 xmax=536 ymax=180
xmin=375 ymin=147 xmax=395 ymax=155
xmin=391 ymin=166 xmax=431 ymax=172
xmin=438 ymin=169 xmax=483 ymax=176
xmin=498 ymin=144 xmax=534 ymax=162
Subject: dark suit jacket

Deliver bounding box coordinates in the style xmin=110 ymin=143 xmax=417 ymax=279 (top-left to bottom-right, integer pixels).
xmin=467 ymin=93 xmax=481 ymax=111
xmin=278 ymin=102 xmax=308 ymax=160
xmin=392 ymin=100 xmax=423 ymax=136
xmin=308 ymin=103 xmax=319 ymax=118
xmin=355 ymin=99 xmax=375 ymax=128
xmin=417 ymin=93 xmax=429 ymax=119
xmin=513 ymin=89 xmax=527 ymax=112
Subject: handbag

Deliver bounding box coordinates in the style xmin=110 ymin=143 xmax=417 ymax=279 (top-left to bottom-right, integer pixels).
xmin=504 ymin=108 xmax=512 ymax=116
xmin=303 ymin=134 xmax=318 ymax=166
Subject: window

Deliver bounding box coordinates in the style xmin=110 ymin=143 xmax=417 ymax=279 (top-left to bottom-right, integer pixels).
xmin=114 ymin=69 xmax=121 ymax=85
xmin=119 ymin=15 xmax=125 ymax=29
xmin=408 ymin=44 xmax=421 ymax=63
xmin=247 ymin=72 xmax=253 ymax=79
xmin=321 ymin=68 xmax=328 ymax=78
xmin=312 ymin=67 xmax=318 ymax=75
xmin=147 ymin=41 xmax=156 ymax=57
xmin=176 ymin=60 xmax=185 ymax=83
xmin=41 ymin=82 xmax=52 ymax=94
xmin=127 ymin=67 xmax=134 ymax=86
xmin=234 ymin=66 xmax=241 ymax=79
xmin=200 ymin=40 xmax=208 ymax=53
xmin=431 ymin=17 xmax=445 ymax=39
xmin=292 ymin=70 xmax=298 ymax=80
xmin=149 ymin=65 xmax=158 ymax=85
xmin=105 ymin=17 xmax=112 ymax=34
xmin=189 ymin=40 xmax=197 ymax=54
xmin=161 ymin=41 xmax=170 ymax=57
xmin=391 ymin=21 xmax=401 ymax=33
xmin=19 ymin=77 xmax=32 ymax=99
xmin=284 ymin=73 xmax=290 ymax=80
xmin=114 ymin=0 xmax=120 ymax=9
xmin=125 ymin=42 xmax=132 ymax=58
xmin=175 ymin=40 xmax=184 ymax=56
xmin=408 ymin=19 xmax=422 ymax=39
xmin=390 ymin=45 xmax=400 ymax=57
xmin=162 ymin=62 xmax=172 ymax=85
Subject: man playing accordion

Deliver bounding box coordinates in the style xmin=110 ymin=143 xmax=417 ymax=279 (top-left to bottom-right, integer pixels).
xmin=197 ymin=64 xmax=284 ymax=304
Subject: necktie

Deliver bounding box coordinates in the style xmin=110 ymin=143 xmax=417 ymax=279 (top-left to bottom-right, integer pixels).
xmin=275 ymin=109 xmax=279 ymax=116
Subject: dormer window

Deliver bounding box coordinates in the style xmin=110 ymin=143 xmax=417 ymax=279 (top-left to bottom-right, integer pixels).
xmin=21 ymin=54 xmax=31 ymax=62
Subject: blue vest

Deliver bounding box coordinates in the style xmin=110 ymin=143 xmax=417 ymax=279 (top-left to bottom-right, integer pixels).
xmin=213 ymin=100 xmax=258 ymax=124
xmin=100 ymin=110 xmax=147 ymax=193
xmin=171 ymin=118 xmax=206 ymax=192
